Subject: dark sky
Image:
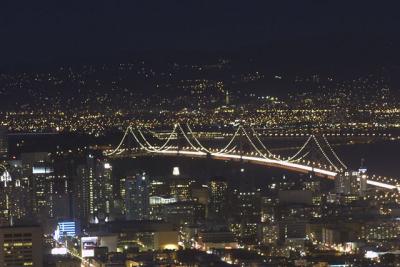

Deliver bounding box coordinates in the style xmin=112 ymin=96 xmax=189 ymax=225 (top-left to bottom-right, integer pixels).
xmin=1 ymin=1 xmax=400 ymax=69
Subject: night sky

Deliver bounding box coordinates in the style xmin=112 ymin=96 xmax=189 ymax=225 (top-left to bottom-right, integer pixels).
xmin=1 ymin=1 xmax=400 ymax=69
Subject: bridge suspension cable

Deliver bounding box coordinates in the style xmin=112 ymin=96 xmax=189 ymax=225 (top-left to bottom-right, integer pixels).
xmin=241 ymin=126 xmax=276 ymax=158
xmin=291 ymin=151 xmax=311 ymax=163
xmin=186 ymin=124 xmax=213 ymax=153
xmin=322 ymin=134 xmax=348 ymax=169
xmin=286 ymin=135 xmax=313 ymax=162
xmin=177 ymin=123 xmax=206 ymax=152
xmin=186 ymin=124 xmax=242 ymax=155
xmin=104 ymin=126 xmax=400 ymax=192
xmin=104 ymin=126 xmax=131 ymax=156
xmin=249 ymin=126 xmax=282 ymax=160
xmin=312 ymin=135 xmax=340 ymax=171
xmin=213 ymin=126 xmax=243 ymax=154
xmin=137 ymin=125 xmax=178 ymax=152
xmin=135 ymin=125 xmax=179 ymax=152
xmin=130 ymin=127 xmax=176 ymax=152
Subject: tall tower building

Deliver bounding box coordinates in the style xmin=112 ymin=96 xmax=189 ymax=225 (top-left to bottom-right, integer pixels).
xmin=208 ymin=178 xmax=228 ymax=217
xmin=52 ymin=152 xmax=77 ymax=220
xmin=231 ymin=186 xmax=262 ymax=243
xmin=125 ymin=172 xmax=149 ymax=220
xmin=225 ymin=90 xmax=230 ymax=105
xmin=77 ymin=154 xmax=113 ymax=224
xmin=0 ymin=161 xmax=33 ymax=225
xmin=20 ymin=152 xmax=55 ymax=223
xmin=32 ymin=162 xmax=55 ymax=219
xmin=0 ymin=127 xmax=8 ymax=159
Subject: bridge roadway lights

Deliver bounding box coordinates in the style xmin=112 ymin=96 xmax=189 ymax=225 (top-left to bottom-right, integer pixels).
xmin=106 ymin=149 xmax=398 ymax=191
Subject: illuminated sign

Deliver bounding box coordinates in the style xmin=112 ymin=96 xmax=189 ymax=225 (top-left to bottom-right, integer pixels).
xmin=51 ymin=247 xmax=67 ymax=255
xmin=58 ymin=221 xmax=76 ymax=237
xmin=32 ymin=166 xmax=53 ymax=174
xmin=81 ymin=237 xmax=98 ymax=258
xmin=150 ymin=196 xmax=177 ymax=205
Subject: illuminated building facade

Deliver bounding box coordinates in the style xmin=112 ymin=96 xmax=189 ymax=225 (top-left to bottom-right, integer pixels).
xmin=0 ymin=225 xmax=43 ymax=267
xmin=125 ymin=172 xmax=150 ymax=220
xmin=230 ymin=188 xmax=261 ymax=242
xmin=77 ymin=154 xmax=113 ymax=224
xmin=0 ymin=127 xmax=7 ymax=159
xmin=208 ymin=179 xmax=228 ymax=217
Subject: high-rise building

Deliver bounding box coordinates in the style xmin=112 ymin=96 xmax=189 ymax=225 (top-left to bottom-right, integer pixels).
xmin=125 ymin=172 xmax=149 ymax=220
xmin=95 ymin=161 xmax=113 ymax=220
xmin=335 ymin=172 xmax=351 ymax=195
xmin=230 ymin=188 xmax=261 ymax=243
xmin=162 ymin=201 xmax=205 ymax=225
xmin=77 ymin=154 xmax=113 ymax=224
xmin=149 ymin=179 xmax=169 ymax=197
xmin=149 ymin=196 xmax=177 ymax=220
xmin=0 ymin=127 xmax=8 ymax=159
xmin=335 ymin=170 xmax=364 ymax=196
xmin=0 ymin=161 xmax=33 ymax=225
xmin=169 ymin=178 xmax=194 ymax=201
xmin=208 ymin=178 xmax=228 ymax=217
xmin=19 ymin=152 xmax=56 ymax=223
xmin=32 ymin=162 xmax=55 ymax=219
xmin=52 ymin=151 xmax=78 ymax=220
xmin=0 ymin=225 xmax=43 ymax=267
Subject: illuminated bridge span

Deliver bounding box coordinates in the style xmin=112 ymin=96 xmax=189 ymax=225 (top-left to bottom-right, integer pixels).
xmin=104 ymin=124 xmax=398 ymax=191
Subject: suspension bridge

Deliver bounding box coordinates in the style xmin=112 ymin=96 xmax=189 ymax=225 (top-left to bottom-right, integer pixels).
xmin=103 ymin=123 xmax=398 ymax=191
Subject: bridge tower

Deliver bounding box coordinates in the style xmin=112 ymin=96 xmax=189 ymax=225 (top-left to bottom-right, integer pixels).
xmin=308 ymin=134 xmax=320 ymax=179
xmin=176 ymin=123 xmax=183 ymax=153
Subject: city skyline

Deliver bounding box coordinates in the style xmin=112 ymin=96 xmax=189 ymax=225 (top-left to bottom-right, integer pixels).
xmin=1 ymin=2 xmax=400 ymax=266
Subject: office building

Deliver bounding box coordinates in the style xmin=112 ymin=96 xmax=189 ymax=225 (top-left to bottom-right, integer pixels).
xmin=125 ymin=172 xmax=149 ymax=220
xmin=0 ymin=225 xmax=43 ymax=267
xmin=0 ymin=127 xmax=7 ymax=159
xmin=77 ymin=154 xmax=113 ymax=224
xmin=208 ymin=178 xmax=228 ymax=217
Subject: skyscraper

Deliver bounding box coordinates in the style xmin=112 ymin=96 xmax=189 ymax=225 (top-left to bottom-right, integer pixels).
xmin=208 ymin=178 xmax=228 ymax=217
xmin=77 ymin=154 xmax=113 ymax=224
xmin=19 ymin=152 xmax=55 ymax=223
xmin=0 ymin=127 xmax=8 ymax=159
xmin=231 ymin=188 xmax=262 ymax=243
xmin=0 ymin=160 xmax=34 ymax=225
xmin=32 ymin=162 xmax=55 ymax=219
xmin=125 ymin=172 xmax=149 ymax=220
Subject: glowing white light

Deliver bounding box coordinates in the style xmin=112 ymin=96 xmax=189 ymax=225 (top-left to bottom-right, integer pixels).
xmin=172 ymin=167 xmax=180 ymax=176
xmin=51 ymin=247 xmax=67 ymax=255
xmin=365 ymin=250 xmax=379 ymax=259
xmin=81 ymin=237 xmax=98 ymax=258
xmin=366 ymin=180 xmax=396 ymax=190
xmin=164 ymin=244 xmax=179 ymax=250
